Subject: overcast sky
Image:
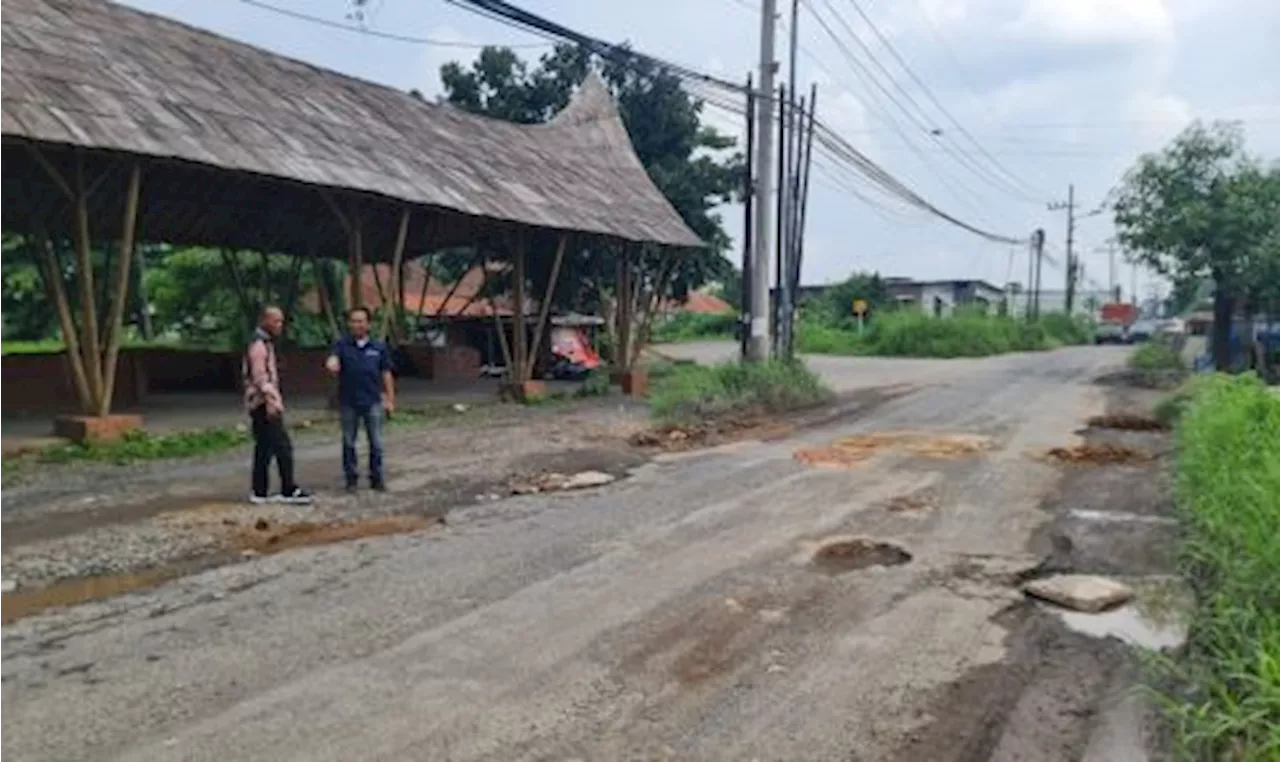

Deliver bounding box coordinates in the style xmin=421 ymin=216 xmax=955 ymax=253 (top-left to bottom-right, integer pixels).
xmin=125 ymin=0 xmax=1280 ymax=300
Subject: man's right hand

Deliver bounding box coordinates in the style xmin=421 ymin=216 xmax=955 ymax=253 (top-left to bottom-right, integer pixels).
xmin=324 ymin=355 xmax=340 ymax=375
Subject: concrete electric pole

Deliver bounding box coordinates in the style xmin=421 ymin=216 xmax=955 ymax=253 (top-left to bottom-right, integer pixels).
xmin=749 ymin=0 xmax=778 ymax=362
xmin=1048 ymin=184 xmax=1077 ymax=314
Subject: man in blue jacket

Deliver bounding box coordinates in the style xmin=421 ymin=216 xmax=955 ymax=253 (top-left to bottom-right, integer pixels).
xmin=325 ymin=307 xmax=395 ymax=491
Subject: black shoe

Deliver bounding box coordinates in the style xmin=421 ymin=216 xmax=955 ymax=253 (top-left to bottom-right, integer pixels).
xmin=276 ymin=487 xmax=314 ymax=505
xmin=370 ymin=479 xmax=387 ymax=493
xmin=345 ymin=481 xmax=358 ymax=494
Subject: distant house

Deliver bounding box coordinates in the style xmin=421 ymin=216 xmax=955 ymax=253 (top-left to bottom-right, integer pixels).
xmin=883 ymin=278 xmax=1006 ymax=317
xmin=774 ymin=278 xmax=1005 ymax=317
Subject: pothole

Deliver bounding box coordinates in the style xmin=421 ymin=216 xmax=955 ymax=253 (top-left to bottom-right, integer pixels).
xmin=1086 ymin=414 xmax=1168 ymax=432
xmin=795 ymin=432 xmax=992 ymax=468
xmin=886 ymin=490 xmax=940 ymax=512
xmin=234 ymin=514 xmax=443 ymax=555
xmin=2 ymin=514 xmax=445 ymax=624
xmin=1044 ymin=443 xmax=1152 ymax=466
xmin=811 ymin=538 xmax=912 ymax=574
xmin=1 ymin=564 xmax=196 ymax=624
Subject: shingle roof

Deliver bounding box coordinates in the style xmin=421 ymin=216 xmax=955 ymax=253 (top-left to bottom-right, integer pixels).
xmin=0 ymin=0 xmax=703 ymax=249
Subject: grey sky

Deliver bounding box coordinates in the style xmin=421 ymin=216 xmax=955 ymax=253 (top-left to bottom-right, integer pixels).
xmin=125 ymin=0 xmax=1279 ymax=299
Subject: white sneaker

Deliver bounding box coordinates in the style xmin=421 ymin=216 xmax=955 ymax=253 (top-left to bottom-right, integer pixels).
xmin=275 ymin=488 xmax=314 ymax=505
xmin=250 ymin=493 xmax=271 ymax=505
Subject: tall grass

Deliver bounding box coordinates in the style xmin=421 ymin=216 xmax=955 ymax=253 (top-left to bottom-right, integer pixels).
xmin=796 ymin=309 xmax=1092 ymax=358
xmin=649 ymin=312 xmax=738 ymax=343
xmin=648 ymin=359 xmax=831 ymax=422
xmin=1130 ymin=340 xmax=1186 ymax=372
xmin=1157 ymin=374 xmax=1280 ymax=759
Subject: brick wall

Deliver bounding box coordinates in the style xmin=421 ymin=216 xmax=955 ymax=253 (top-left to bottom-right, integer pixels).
xmin=1 ymin=351 xmax=145 ymax=414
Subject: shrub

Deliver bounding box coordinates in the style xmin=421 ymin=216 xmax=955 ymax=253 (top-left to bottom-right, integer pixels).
xmin=795 ymin=308 xmax=1092 ymax=359
xmin=1130 ymin=340 xmax=1186 ymax=372
xmin=649 ymin=312 xmax=738 ymax=343
xmin=1155 ymin=373 xmax=1280 ymax=759
xmin=648 ymin=359 xmax=831 ymax=422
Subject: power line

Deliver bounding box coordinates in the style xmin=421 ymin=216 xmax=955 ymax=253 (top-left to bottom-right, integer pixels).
xmin=808 ymin=0 xmax=1040 ymax=204
xmin=237 ymin=0 xmax=553 ymax=48
xmin=801 ymin=0 xmax=1002 ymax=219
xmin=836 ymin=0 xmax=1045 ymax=201
xmin=432 ymin=0 xmax=1025 ymax=244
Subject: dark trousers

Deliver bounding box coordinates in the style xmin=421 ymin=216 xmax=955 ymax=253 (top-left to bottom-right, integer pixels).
xmin=250 ymin=406 xmax=296 ymax=497
xmin=341 ymin=404 xmax=384 ymax=485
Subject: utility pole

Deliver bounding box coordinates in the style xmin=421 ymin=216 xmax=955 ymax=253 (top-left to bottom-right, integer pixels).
xmin=739 ymin=73 xmax=756 ymax=361
xmin=1031 ymin=228 xmax=1045 ymax=318
xmin=1048 ymin=184 xmax=1077 ymax=314
xmin=749 ymin=0 xmax=778 ymax=362
xmin=1107 ymin=242 xmax=1119 ymax=303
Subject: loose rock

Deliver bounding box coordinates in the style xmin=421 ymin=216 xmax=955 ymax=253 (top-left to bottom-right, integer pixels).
xmin=1024 ymin=574 xmax=1134 ymax=613
xmin=561 ymin=471 xmax=616 ymax=490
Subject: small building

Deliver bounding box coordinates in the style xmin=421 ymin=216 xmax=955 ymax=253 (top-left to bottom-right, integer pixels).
xmin=883 ymin=279 xmax=1006 ymax=317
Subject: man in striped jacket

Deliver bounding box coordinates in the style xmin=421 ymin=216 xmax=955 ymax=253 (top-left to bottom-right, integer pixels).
xmin=243 ymin=306 xmax=312 ymax=505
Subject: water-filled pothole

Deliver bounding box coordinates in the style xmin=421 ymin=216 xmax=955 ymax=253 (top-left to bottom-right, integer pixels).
xmin=812 ymin=538 xmax=912 ymax=574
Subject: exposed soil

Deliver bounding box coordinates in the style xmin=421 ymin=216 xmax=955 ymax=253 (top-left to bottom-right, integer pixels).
xmin=1086 ymin=413 xmax=1169 ymax=432
xmin=1044 ymin=442 xmax=1153 ymax=466
xmin=795 ymin=431 xmax=992 ymax=468
xmin=629 ymin=383 xmax=919 ymax=453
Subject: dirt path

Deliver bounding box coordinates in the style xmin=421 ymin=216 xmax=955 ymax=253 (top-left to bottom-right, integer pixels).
xmin=2 ymin=346 xmax=1182 ymax=761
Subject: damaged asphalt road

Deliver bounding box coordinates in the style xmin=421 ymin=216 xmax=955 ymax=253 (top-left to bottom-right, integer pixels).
xmin=3 ymin=346 xmax=1152 ymax=761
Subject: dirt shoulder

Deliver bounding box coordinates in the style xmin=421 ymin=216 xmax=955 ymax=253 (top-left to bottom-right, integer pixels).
xmin=1 ymin=398 xmax=650 ymax=602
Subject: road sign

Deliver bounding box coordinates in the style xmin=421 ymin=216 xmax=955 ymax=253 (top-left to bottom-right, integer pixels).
xmin=853 ymin=299 xmax=868 ymax=316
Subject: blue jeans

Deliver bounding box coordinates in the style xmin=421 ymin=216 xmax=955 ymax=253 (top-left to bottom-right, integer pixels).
xmin=341 ymin=404 xmax=384 ymax=485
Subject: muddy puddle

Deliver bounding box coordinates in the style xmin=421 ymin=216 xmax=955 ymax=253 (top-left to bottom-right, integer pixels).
xmin=1 ymin=513 xmax=443 ymax=624
xmin=796 ymin=432 xmax=992 ymax=468
xmin=1 ymin=564 xmax=194 ymax=624
xmin=811 ymin=538 xmax=912 ymax=574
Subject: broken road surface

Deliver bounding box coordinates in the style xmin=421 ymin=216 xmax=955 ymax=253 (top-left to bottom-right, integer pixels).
xmin=3 ymin=347 xmax=1135 ymax=761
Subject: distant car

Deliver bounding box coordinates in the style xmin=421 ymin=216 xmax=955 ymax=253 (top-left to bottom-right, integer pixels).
xmin=1127 ymin=319 xmax=1159 ymax=342
xmin=1094 ymin=322 xmax=1128 ymax=344
xmin=1156 ymin=318 xmax=1186 ymax=336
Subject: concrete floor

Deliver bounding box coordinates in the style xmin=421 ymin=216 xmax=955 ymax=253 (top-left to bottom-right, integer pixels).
xmin=2 ymin=346 xmax=1145 ymax=761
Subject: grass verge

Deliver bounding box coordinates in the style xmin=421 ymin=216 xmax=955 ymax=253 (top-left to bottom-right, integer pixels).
xmin=648 ymin=359 xmax=832 ymax=423
xmin=1154 ymin=373 xmax=1280 ymax=759
xmin=649 ymin=312 xmax=738 ymax=343
xmin=796 ymin=310 xmax=1092 ymax=358
xmin=35 ymin=427 xmax=250 ymax=466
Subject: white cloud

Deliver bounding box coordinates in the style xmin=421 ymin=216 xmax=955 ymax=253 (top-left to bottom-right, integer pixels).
xmin=1007 ymin=0 xmax=1175 ymax=48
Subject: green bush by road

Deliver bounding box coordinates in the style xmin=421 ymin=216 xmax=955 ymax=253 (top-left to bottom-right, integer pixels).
xmin=795 ymin=309 xmax=1092 ymax=358
xmin=1158 ymin=374 xmax=1280 ymax=759
xmin=648 ymin=359 xmax=831 ymax=422
xmin=649 ymin=312 xmax=738 ymax=343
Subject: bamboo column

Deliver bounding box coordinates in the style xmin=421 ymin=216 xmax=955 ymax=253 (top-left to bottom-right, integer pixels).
xmin=512 ymin=235 xmax=528 ymax=381
xmin=98 ymin=163 xmax=142 ymax=416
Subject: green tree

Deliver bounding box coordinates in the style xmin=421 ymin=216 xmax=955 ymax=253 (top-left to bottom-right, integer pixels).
xmin=1112 ymin=122 xmax=1280 ymax=370
xmin=1 ymin=235 xmax=57 ymax=340
xmin=816 ymin=271 xmax=893 ymax=326
xmin=439 ymin=43 xmax=742 ymax=362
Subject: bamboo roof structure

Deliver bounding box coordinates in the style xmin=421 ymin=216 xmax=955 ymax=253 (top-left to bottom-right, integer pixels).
xmin=0 ymin=0 xmax=704 ymax=258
